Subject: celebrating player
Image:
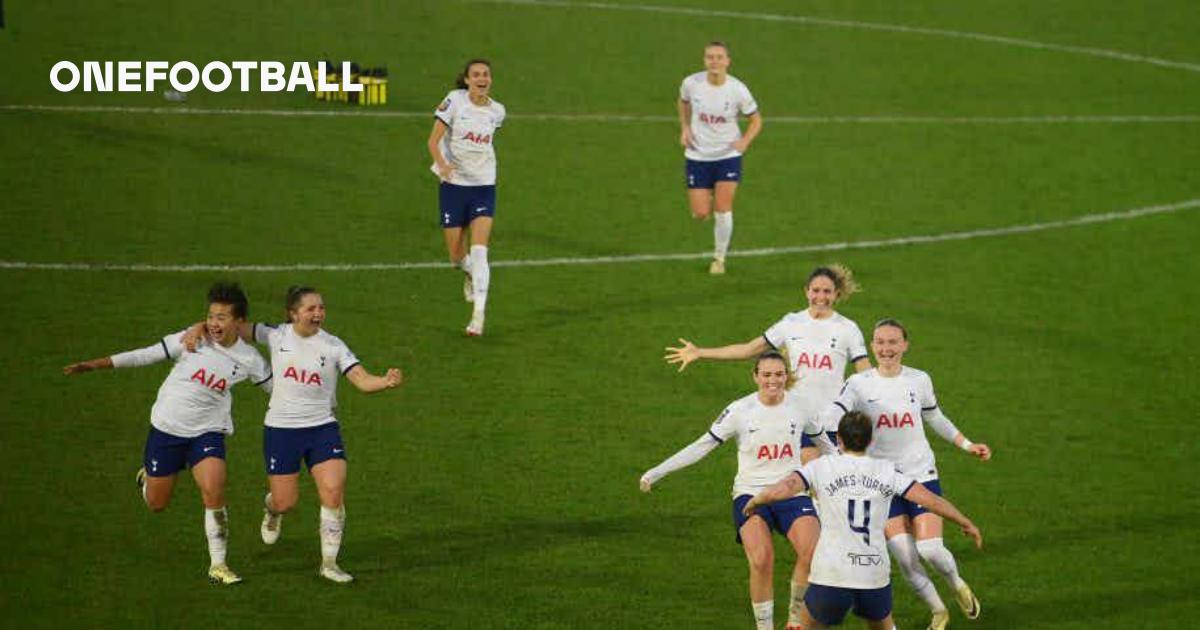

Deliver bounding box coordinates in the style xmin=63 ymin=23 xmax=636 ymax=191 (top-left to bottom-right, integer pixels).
xmin=666 ymin=265 xmax=870 ymax=455
xmin=819 ymin=319 xmax=992 ymax=630
xmin=678 ymin=41 xmax=763 ymax=274
xmin=63 ymin=283 xmax=271 ymax=585
xmin=184 ymin=285 xmax=402 ymax=583
xmin=427 ymin=58 xmax=506 ymax=336
xmin=640 ymin=353 xmax=833 ymax=630
xmin=744 ymin=411 xmax=982 ymax=630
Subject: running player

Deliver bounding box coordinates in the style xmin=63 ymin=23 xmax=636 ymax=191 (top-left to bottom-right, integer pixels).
xmin=640 ymin=353 xmax=833 ymax=630
xmin=63 ymin=282 xmax=271 ymax=585
xmin=678 ymin=41 xmax=763 ymax=274
xmin=183 ymin=285 xmax=402 ymax=583
xmin=744 ymin=410 xmax=982 ymax=630
xmin=666 ymin=264 xmax=870 ymax=454
xmin=820 ymin=319 xmax=992 ymax=630
xmin=428 ymin=58 xmax=506 ymax=336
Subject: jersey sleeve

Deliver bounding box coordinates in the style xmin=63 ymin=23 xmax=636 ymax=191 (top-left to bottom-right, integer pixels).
xmin=892 ymin=468 xmax=918 ymax=498
xmin=494 ymin=102 xmax=506 ymax=128
xmin=762 ymin=314 xmax=788 ymax=350
xmin=707 ymin=403 xmax=740 ymax=444
xmin=248 ymin=350 xmax=273 ymax=388
xmin=336 ymin=340 xmax=361 ymax=376
xmin=252 ymin=322 xmax=276 ymax=346
xmin=821 ymin=377 xmax=862 ymax=428
xmin=919 ymin=372 xmax=939 ymax=411
xmin=737 ymin=82 xmax=759 ymax=116
xmin=846 ymin=322 xmax=868 ymax=364
xmin=434 ymin=91 xmax=459 ymax=126
xmin=678 ymin=77 xmax=691 ymax=102
xmin=110 ymin=333 xmax=178 ymax=368
xmin=795 ymin=461 xmax=817 ymax=492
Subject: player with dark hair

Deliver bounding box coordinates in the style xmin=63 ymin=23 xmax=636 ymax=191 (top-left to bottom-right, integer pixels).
xmin=744 ymin=411 xmax=982 ymax=630
xmin=63 ymin=282 xmax=271 ymax=585
xmin=427 ymin=58 xmax=506 ymax=336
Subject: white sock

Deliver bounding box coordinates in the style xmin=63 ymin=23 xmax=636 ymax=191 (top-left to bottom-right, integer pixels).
xmin=916 ymin=537 xmax=966 ymax=589
xmin=264 ymin=492 xmax=277 ymax=514
xmin=888 ymin=534 xmax=946 ymax=612
xmin=319 ymin=505 xmax=345 ymax=564
xmin=469 ymin=244 xmax=490 ymax=315
xmin=204 ymin=507 xmax=228 ymax=566
xmin=751 ymin=600 xmax=773 ymax=630
xmin=713 ymin=211 xmax=733 ymax=261
xmin=458 ymin=254 xmax=473 ymax=274
xmin=788 ymin=581 xmax=807 ymax=625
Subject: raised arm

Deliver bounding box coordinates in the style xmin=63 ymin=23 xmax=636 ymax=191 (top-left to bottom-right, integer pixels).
xmin=904 ymin=482 xmax=982 ymax=548
xmin=427 ymin=119 xmax=454 ymax=181
xmin=344 ymin=364 xmax=402 ymax=393
xmin=665 ymin=335 xmax=770 ymax=372
xmin=741 ymin=470 xmax=809 ymax=515
xmin=639 ymin=433 xmax=721 ymax=492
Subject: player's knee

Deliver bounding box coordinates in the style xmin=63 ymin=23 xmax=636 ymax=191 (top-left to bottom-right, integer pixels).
xmin=746 ymin=546 xmax=774 ymax=574
xmin=145 ymin=496 xmax=170 ymax=512
xmin=915 ymin=538 xmax=949 ymax=561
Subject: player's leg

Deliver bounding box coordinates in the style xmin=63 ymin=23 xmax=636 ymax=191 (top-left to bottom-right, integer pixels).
xmin=190 ymin=440 xmax=241 ymax=584
xmin=783 ymin=498 xmax=821 ymax=629
xmin=913 ymin=485 xmax=979 ymax=620
xmin=261 ymin=426 xmax=302 ymax=545
xmin=465 ymin=194 xmax=494 ymax=336
xmin=886 ymin=512 xmax=948 ymax=629
xmin=441 ymin=182 xmax=474 ymax=302
xmin=141 ymin=427 xmax=185 ymax=512
xmin=853 ymin=584 xmax=897 ymax=630
xmin=712 ymin=182 xmax=738 ymax=274
xmin=309 ymin=422 xmax=352 ymax=583
xmin=686 ymin=159 xmax=714 ymax=221
xmin=732 ymin=495 xmax=779 ymax=630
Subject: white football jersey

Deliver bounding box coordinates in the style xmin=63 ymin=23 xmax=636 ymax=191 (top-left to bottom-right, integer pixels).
xmin=255 ymin=323 xmax=360 ymax=429
xmin=709 ymin=390 xmax=822 ymax=497
xmin=679 ymin=72 xmax=758 ymax=161
xmin=112 ymin=331 xmax=271 ymax=438
xmin=798 ymin=453 xmax=916 ymax=589
xmin=826 ymin=367 xmax=941 ymax=481
xmin=432 ymin=89 xmax=506 ymax=186
xmin=763 ymin=310 xmax=868 ymax=412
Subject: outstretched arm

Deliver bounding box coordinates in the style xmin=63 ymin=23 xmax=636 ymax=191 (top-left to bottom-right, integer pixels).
xmin=64 ymin=338 xmax=173 ymax=375
xmin=63 ymin=356 xmax=114 ymax=375
xmin=742 ymin=470 xmax=809 ymax=515
xmin=345 ymin=364 xmax=402 ymax=393
xmin=904 ymin=483 xmax=982 ymax=548
xmin=639 ymin=433 xmax=721 ymax=492
xmin=664 ymin=335 xmax=770 ymax=372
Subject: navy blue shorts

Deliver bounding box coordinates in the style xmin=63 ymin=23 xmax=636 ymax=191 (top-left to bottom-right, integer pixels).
xmin=685 ymin=156 xmax=742 ymax=189
xmin=263 ymin=421 xmax=346 ymax=475
xmin=889 ymin=478 xmax=943 ymax=520
xmin=805 ymin=582 xmax=893 ymax=625
xmin=732 ymin=494 xmax=817 ymax=544
xmin=439 ymin=182 xmax=496 ymax=228
xmin=143 ymin=427 xmax=226 ymax=477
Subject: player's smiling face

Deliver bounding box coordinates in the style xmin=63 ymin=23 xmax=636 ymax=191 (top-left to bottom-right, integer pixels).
xmin=806 ymin=275 xmax=838 ymax=313
xmin=290 ymin=293 xmax=326 ymax=336
xmin=466 ymin=63 xmax=491 ymax=98
xmin=704 ymin=46 xmax=730 ymax=76
xmin=753 ymin=357 xmax=788 ymax=402
xmin=871 ymin=325 xmax=908 ymax=369
xmin=206 ymin=302 xmax=242 ymax=347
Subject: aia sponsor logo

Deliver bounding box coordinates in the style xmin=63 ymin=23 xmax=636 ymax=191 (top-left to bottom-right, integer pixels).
xmin=463 ymin=131 xmax=492 ymax=144
xmin=282 ymin=366 xmax=324 ymax=386
xmin=698 ymin=112 xmax=728 ymax=125
xmin=756 ymin=443 xmax=794 ymax=460
xmin=876 ymin=412 xmax=915 ymax=429
xmin=794 ymin=352 xmax=834 ymax=371
xmin=190 ymin=368 xmax=228 ymax=393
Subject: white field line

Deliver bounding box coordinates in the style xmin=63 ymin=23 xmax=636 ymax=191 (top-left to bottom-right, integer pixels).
xmin=1 ymin=104 xmax=1198 ymax=124
xmin=3 ymin=199 xmax=1196 ymax=273
xmin=489 ymin=0 xmax=1200 ymax=74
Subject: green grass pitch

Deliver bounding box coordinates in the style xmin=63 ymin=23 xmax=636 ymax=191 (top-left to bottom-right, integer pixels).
xmin=1 ymin=1 xmax=1198 ymax=628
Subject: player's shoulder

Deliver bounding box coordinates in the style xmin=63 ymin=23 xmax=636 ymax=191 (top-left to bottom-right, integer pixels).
xmin=684 ymin=71 xmax=707 ymax=86
xmin=725 ymin=73 xmax=749 ymax=88
xmin=438 ymin=89 xmax=467 ymax=111
xmin=489 ymin=98 xmax=506 ymax=115
xmin=901 ymin=365 xmax=932 ymax=383
xmin=315 ymin=328 xmax=348 ymax=348
xmin=830 ymin=311 xmax=862 ymax=330
xmin=723 ymin=392 xmax=760 ymax=418
xmin=228 ymin=337 xmax=266 ymax=361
